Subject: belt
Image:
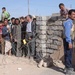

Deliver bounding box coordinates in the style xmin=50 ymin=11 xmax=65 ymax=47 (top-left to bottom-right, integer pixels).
xmin=27 ymin=32 xmax=32 ymax=33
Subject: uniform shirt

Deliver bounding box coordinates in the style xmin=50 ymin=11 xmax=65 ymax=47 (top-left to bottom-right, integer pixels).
xmin=26 ymin=21 xmax=32 ymax=32
xmin=63 ymin=18 xmax=73 ymax=44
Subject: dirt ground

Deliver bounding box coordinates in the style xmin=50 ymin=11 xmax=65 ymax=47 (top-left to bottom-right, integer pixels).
xmin=0 ymin=55 xmax=64 ymax=75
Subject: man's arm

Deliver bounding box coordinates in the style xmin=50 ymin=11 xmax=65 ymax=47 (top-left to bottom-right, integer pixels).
xmin=64 ymin=22 xmax=72 ymax=48
xmin=64 ymin=22 xmax=72 ymax=43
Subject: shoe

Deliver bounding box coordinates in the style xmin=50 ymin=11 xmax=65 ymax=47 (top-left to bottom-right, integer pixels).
xmin=64 ymin=68 xmax=74 ymax=73
xmin=65 ymin=68 xmax=75 ymax=75
xmin=64 ymin=67 xmax=67 ymax=73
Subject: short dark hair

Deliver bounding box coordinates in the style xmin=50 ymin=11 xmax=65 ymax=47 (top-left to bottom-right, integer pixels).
xmin=0 ymin=20 xmax=3 ymax=23
xmin=4 ymin=18 xmax=8 ymax=21
xmin=15 ymin=18 xmax=19 ymax=21
xmin=11 ymin=17 xmax=15 ymax=21
xmin=2 ymin=7 xmax=6 ymax=9
xmin=20 ymin=17 xmax=24 ymax=20
xmin=33 ymin=18 xmax=36 ymax=21
xmin=15 ymin=18 xmax=20 ymax=23
xmin=25 ymin=16 xmax=27 ymax=19
xmin=59 ymin=3 xmax=64 ymax=8
xmin=68 ymin=9 xmax=75 ymax=15
xmin=28 ymin=15 xmax=33 ymax=19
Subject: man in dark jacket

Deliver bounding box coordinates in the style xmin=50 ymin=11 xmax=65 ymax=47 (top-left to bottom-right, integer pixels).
xmin=11 ymin=17 xmax=16 ymax=55
xmin=26 ymin=15 xmax=36 ymax=59
xmin=20 ymin=17 xmax=28 ymax=56
xmin=20 ymin=17 xmax=27 ymax=40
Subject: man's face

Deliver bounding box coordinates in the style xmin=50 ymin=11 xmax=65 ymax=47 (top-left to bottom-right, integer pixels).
xmin=25 ymin=18 xmax=27 ymax=22
xmin=69 ymin=12 xmax=75 ymax=20
xmin=60 ymin=5 xmax=65 ymax=10
xmin=4 ymin=20 xmax=8 ymax=26
xmin=2 ymin=9 xmax=5 ymax=13
xmin=0 ymin=23 xmax=2 ymax=26
xmin=20 ymin=19 xmax=24 ymax=23
xmin=11 ymin=19 xmax=15 ymax=24
xmin=15 ymin=20 xmax=20 ymax=25
xmin=27 ymin=16 xmax=30 ymax=22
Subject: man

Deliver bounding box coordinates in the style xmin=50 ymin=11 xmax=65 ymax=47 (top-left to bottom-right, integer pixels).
xmin=20 ymin=17 xmax=28 ymax=56
xmin=14 ymin=18 xmax=22 ymax=57
xmin=20 ymin=17 xmax=27 ymax=40
xmin=0 ymin=21 xmax=4 ymax=54
xmin=1 ymin=7 xmax=10 ymax=21
xmin=10 ymin=17 xmax=16 ymax=55
xmin=63 ymin=9 xmax=75 ymax=75
xmin=32 ymin=18 xmax=37 ymax=57
xmin=25 ymin=16 xmax=28 ymax=22
xmin=11 ymin=17 xmax=15 ymax=32
xmin=26 ymin=15 xmax=36 ymax=58
xmin=11 ymin=17 xmax=15 ymax=37
xmin=2 ymin=19 xmax=12 ymax=55
xmin=59 ymin=3 xmax=69 ymax=18
xmin=33 ymin=18 xmax=36 ymax=35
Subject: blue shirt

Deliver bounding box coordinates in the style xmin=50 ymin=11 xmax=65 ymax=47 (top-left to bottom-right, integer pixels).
xmin=64 ymin=18 xmax=73 ymax=44
xmin=2 ymin=26 xmax=10 ymax=41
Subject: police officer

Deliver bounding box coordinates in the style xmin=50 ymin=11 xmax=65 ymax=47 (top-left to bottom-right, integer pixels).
xmin=63 ymin=9 xmax=75 ymax=75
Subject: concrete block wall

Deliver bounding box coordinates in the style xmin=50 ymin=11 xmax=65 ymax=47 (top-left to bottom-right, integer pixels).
xmin=36 ymin=14 xmax=64 ymax=59
xmin=36 ymin=14 xmax=75 ymax=65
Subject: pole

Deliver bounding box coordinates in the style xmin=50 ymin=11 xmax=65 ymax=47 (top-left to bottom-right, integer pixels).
xmin=70 ymin=4 xmax=72 ymax=8
xmin=28 ymin=0 xmax=30 ymax=14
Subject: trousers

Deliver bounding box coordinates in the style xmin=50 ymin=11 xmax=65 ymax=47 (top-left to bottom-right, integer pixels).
xmin=63 ymin=39 xmax=73 ymax=68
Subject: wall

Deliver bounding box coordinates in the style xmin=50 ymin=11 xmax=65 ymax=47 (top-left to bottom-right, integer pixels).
xmin=36 ymin=14 xmax=75 ymax=65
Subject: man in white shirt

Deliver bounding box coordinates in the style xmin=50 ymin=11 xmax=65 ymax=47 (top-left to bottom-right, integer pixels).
xmin=26 ymin=15 xmax=36 ymax=58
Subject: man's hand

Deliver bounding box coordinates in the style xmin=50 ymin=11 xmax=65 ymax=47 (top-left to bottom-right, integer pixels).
xmin=69 ymin=43 xmax=73 ymax=49
xmin=29 ymin=37 xmax=32 ymax=40
xmin=14 ymin=39 xmax=17 ymax=42
xmin=10 ymin=36 xmax=13 ymax=42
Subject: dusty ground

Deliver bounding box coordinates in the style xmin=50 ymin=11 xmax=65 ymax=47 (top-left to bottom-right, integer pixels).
xmin=0 ymin=55 xmax=65 ymax=75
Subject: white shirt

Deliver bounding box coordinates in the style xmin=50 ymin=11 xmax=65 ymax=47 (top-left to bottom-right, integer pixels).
xmin=26 ymin=21 xmax=32 ymax=32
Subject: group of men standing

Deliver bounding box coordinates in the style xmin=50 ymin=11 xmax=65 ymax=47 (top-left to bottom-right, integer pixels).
xmin=0 ymin=7 xmax=36 ymax=60
xmin=0 ymin=4 xmax=75 ymax=75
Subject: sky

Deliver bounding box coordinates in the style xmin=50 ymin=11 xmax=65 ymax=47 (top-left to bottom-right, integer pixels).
xmin=0 ymin=0 xmax=75 ymax=17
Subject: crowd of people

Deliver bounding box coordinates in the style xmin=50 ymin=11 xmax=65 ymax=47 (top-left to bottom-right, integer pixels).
xmin=0 ymin=7 xmax=36 ymax=59
xmin=0 ymin=3 xmax=75 ymax=75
